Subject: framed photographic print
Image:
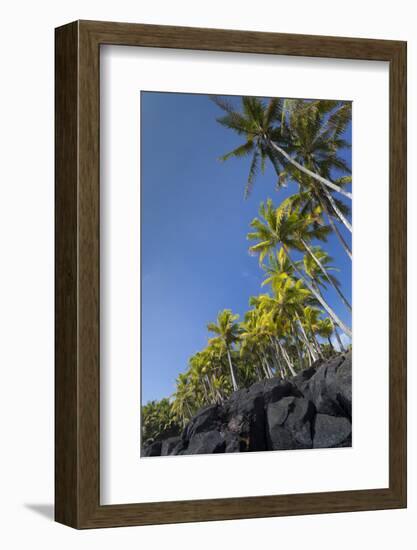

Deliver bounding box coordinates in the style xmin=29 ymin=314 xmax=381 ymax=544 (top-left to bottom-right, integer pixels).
xmin=55 ymin=20 xmax=407 ymax=528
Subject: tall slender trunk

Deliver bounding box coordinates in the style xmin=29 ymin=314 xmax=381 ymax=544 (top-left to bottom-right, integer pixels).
xmin=255 ymin=352 xmax=266 ymax=380
xmin=258 ymin=351 xmax=272 ymax=379
xmin=292 ymin=325 xmax=305 ymax=370
xmin=261 ymin=349 xmax=274 ymax=378
xmin=324 ymin=205 xmax=352 ymax=260
xmin=269 ymin=345 xmax=285 ymax=378
xmin=226 ymin=346 xmax=239 ymax=391
xmin=267 ymin=139 xmax=352 ymax=199
xmin=308 ymin=321 xmax=325 ymax=360
xmin=205 ymin=375 xmax=217 ymax=404
xmin=333 ymin=322 xmax=346 ymax=352
xmin=301 ymin=238 xmax=352 ymax=312
xmin=201 ymin=377 xmax=210 ymax=403
xmin=262 ymin=357 xmax=273 ymax=379
xmin=275 ymin=338 xmax=296 ymax=377
xmin=283 ymin=245 xmax=352 ymax=338
xmin=185 ymin=402 xmax=193 ymax=420
xmin=327 ymin=336 xmax=335 ymax=352
xmin=321 ymin=185 xmax=352 ymax=233
xmin=295 ymin=313 xmax=318 ymax=362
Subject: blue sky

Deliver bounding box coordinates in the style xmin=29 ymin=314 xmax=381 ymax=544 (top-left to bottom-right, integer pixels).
xmin=141 ymin=92 xmax=352 ymax=404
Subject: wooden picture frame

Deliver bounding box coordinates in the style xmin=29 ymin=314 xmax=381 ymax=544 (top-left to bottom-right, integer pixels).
xmin=55 ymin=20 xmax=407 ymax=528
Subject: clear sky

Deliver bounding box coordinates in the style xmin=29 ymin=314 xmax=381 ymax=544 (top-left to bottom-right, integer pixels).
xmin=141 ymin=92 xmax=352 ymax=404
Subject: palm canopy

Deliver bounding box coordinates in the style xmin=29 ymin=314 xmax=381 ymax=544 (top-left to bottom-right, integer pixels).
xmin=213 ymin=95 xmax=352 ymax=200
xmin=280 ymin=99 xmax=352 ymax=180
xmin=277 ymin=99 xmax=352 ymax=234
xmin=207 ymin=309 xmax=241 ymax=391
xmin=261 ymin=248 xmax=294 ymax=287
xmin=212 ymin=95 xmax=289 ymax=197
xmin=247 ymin=197 xmax=331 ymax=264
xmin=207 ymin=309 xmax=240 ymax=345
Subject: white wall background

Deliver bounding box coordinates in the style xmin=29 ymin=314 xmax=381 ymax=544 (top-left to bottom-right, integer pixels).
xmin=0 ymin=0 xmax=414 ymax=547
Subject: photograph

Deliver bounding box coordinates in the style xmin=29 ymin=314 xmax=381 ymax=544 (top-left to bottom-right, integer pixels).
xmin=140 ymin=92 xmax=352 ymax=457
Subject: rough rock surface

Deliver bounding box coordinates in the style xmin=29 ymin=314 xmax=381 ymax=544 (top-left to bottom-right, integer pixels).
xmin=142 ymin=352 xmax=352 ymax=456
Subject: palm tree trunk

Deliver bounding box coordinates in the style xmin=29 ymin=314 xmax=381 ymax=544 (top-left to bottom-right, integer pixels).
xmin=308 ymin=322 xmax=325 ymax=360
xmin=333 ymin=322 xmax=346 ymax=352
xmin=255 ymin=353 xmax=267 ymax=380
xmin=283 ymin=245 xmax=352 ymax=338
xmin=295 ymin=313 xmax=318 ymax=362
xmin=292 ymin=326 xmax=305 ymax=370
xmin=226 ymin=346 xmax=239 ymax=391
xmin=267 ymin=139 xmax=352 ymax=199
xmin=327 ymin=336 xmax=335 ymax=352
xmin=202 ymin=378 xmax=210 ymax=403
xmin=275 ymin=338 xmax=296 ymax=377
xmin=269 ymin=337 xmax=286 ymax=378
xmin=257 ymin=351 xmax=272 ymax=379
xmin=301 ymin=238 xmax=352 ymax=312
xmin=270 ymin=346 xmax=285 ymax=378
xmin=261 ymin=350 xmax=274 ymax=378
xmin=324 ymin=205 xmax=352 ymax=260
xmin=263 ymin=357 xmax=273 ymax=379
xmin=321 ymin=185 xmax=352 ymax=232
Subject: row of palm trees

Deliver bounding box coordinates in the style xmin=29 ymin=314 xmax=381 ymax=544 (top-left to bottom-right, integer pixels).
xmin=142 ymin=96 xmax=352 ymax=441
xmin=171 ymin=244 xmax=349 ymax=427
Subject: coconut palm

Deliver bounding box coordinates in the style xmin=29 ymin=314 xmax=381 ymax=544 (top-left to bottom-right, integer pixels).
xmin=171 ymin=373 xmax=195 ymax=426
xmin=278 ymin=99 xmax=352 ymax=249
xmin=142 ymin=398 xmax=179 ymax=444
xmin=316 ymin=317 xmax=335 ymax=352
xmin=207 ymin=309 xmax=241 ymax=391
xmin=301 ymin=306 xmax=325 ymax=360
xmin=272 ymin=193 xmax=351 ymax=311
xmin=247 ymin=199 xmax=352 ymax=337
xmin=257 ymin=276 xmax=316 ymax=375
xmin=301 ymin=243 xmax=351 ymax=312
xmin=240 ymin=308 xmax=277 ymax=379
xmin=213 ymin=95 xmax=351 ymax=200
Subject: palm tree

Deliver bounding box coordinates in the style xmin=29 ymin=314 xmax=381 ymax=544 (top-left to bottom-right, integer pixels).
xmin=316 ymin=317 xmax=335 ymax=352
xmin=247 ymin=199 xmax=352 ymax=337
xmin=257 ymin=277 xmax=315 ymax=375
xmin=213 ymin=95 xmax=351 ymax=200
xmin=171 ymin=373 xmax=195 ymax=426
xmin=207 ymin=309 xmax=240 ymax=391
xmin=261 ymin=248 xmax=295 ymax=287
xmin=277 ymin=99 xmax=352 ymax=245
xmin=142 ymin=398 xmax=179 ymax=444
xmin=301 ymin=242 xmax=351 ymax=312
xmin=301 ymin=306 xmax=325 ymax=360
xmin=240 ymin=308 xmax=279 ymax=379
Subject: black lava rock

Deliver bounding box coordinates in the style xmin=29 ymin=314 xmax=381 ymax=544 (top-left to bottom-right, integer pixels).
xmin=144 ymin=353 xmax=352 ymax=457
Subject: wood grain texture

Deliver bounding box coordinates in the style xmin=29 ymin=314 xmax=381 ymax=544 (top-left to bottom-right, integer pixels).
xmin=55 ymin=20 xmax=407 ymax=529
xmin=55 ymin=21 xmax=79 ymax=527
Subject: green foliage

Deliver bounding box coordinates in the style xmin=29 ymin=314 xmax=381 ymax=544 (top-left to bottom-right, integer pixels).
xmin=141 ymin=398 xmax=180 ymax=445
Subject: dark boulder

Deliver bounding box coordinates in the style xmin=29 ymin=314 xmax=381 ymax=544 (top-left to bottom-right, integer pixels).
xmin=291 ymin=365 xmax=318 ymax=396
xmin=161 ymin=436 xmax=182 ymax=456
xmin=313 ymin=413 xmax=351 ymax=448
xmin=226 ymin=392 xmax=266 ymax=451
xmin=256 ymin=378 xmax=301 ymax=406
xmin=183 ymin=404 xmax=221 ymax=442
xmin=332 ymin=353 xmax=352 ymax=417
xmin=266 ymin=396 xmax=316 ymax=450
xmin=185 ymin=430 xmax=226 ymax=455
xmin=142 ymin=440 xmax=162 ymax=457
xmin=223 ymin=431 xmax=244 ymax=452
xmin=307 ymin=353 xmax=352 ymax=418
xmin=170 ymin=439 xmax=187 ymax=456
